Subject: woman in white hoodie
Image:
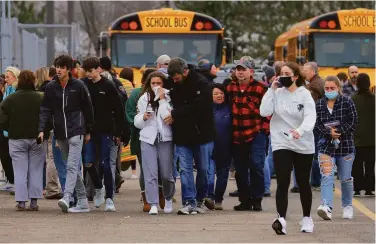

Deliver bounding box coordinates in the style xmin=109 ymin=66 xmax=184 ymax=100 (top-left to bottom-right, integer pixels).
xmin=134 ymin=71 xmax=175 ymax=215
xmin=260 ymin=62 xmax=316 ymax=235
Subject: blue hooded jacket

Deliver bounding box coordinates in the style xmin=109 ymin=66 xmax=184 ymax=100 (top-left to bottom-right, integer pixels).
xmin=211 ymin=102 xmax=232 ymax=165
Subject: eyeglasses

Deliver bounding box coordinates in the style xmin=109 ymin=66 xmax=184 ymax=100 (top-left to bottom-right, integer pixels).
xmin=151 ymin=82 xmax=162 ymax=85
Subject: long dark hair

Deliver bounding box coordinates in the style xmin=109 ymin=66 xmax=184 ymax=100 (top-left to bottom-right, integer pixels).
xmin=141 ymin=71 xmax=167 ymax=110
xmin=141 ymin=68 xmax=156 ymax=87
xmin=283 ymin=62 xmax=305 ymax=87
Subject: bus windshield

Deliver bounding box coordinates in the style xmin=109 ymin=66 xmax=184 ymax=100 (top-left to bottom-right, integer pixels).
xmin=313 ymin=33 xmax=375 ymax=68
xmin=111 ymin=33 xmax=221 ymax=68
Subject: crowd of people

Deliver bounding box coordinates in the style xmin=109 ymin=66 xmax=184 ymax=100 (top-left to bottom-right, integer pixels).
xmin=0 ymin=52 xmax=374 ymax=235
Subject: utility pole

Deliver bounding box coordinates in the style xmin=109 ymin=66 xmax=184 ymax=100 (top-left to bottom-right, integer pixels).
xmin=46 ymin=1 xmax=54 ymax=65
xmin=67 ymin=1 xmax=74 ymax=57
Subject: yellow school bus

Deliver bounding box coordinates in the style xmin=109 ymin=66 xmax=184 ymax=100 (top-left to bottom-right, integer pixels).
xmin=97 ymin=8 xmax=233 ymax=87
xmin=97 ymin=8 xmax=234 ymax=164
xmin=273 ymin=8 xmax=375 ymax=91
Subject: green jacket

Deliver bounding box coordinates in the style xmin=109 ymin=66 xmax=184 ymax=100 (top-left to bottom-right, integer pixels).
xmin=352 ymin=91 xmax=375 ymax=147
xmin=0 ymin=89 xmax=48 ymax=139
xmin=125 ymin=88 xmax=142 ymax=155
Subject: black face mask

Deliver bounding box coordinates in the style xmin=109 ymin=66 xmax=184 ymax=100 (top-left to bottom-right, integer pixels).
xmin=279 ymin=76 xmax=294 ymax=88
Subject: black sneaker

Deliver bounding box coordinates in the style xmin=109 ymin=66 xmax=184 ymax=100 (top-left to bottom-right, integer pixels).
xmin=229 ymin=190 xmax=239 ymax=197
xmin=354 ymin=191 xmax=361 ymax=197
xmin=234 ymin=202 xmax=252 ymax=211
xmin=290 ymin=187 xmax=299 ymax=193
xmin=365 ymin=191 xmax=375 ymax=197
xmin=252 ymin=199 xmax=262 ymax=211
xmin=264 ymin=193 xmax=271 ymax=197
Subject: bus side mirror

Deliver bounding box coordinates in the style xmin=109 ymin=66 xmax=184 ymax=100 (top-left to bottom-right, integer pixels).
xmin=96 ymin=32 xmax=108 ymax=55
xmin=297 ymin=34 xmax=308 ymax=49
xmin=224 ymin=38 xmax=234 ymax=63
xmin=296 ymin=56 xmax=306 ymax=64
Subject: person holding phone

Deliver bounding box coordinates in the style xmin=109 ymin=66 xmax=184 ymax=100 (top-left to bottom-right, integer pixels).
xmin=134 ymin=71 xmax=175 ymax=215
xmin=260 ymin=62 xmax=316 ymax=235
xmin=81 ymin=57 xmax=124 ymax=212
xmin=315 ymin=76 xmax=358 ymax=220
xmin=0 ymin=70 xmax=48 ymax=211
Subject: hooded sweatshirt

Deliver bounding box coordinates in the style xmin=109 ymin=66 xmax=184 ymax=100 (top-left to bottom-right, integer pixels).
xmin=260 ymin=86 xmax=316 ymax=154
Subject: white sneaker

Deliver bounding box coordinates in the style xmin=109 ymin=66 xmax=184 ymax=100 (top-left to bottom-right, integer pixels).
xmin=68 ymin=198 xmax=91 ymax=213
xmin=300 ymin=216 xmax=314 ymax=233
xmin=58 ymin=197 xmax=70 ymax=213
xmin=164 ymin=199 xmax=173 ymax=214
xmin=317 ymin=205 xmax=332 ymax=220
xmin=104 ymin=198 xmax=116 ymax=212
xmin=272 ymin=216 xmax=287 ymax=235
xmin=149 ymin=205 xmax=158 ymax=215
xmin=94 ymin=187 xmax=105 ymax=208
xmin=131 ymin=174 xmax=139 ymax=180
xmin=0 ymin=182 xmax=14 ymax=192
xmin=342 ymin=205 xmax=353 ymax=219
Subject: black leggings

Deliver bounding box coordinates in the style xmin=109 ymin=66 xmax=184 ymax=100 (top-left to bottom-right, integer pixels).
xmin=273 ymin=149 xmax=313 ymax=218
xmin=0 ymin=135 xmax=14 ymax=184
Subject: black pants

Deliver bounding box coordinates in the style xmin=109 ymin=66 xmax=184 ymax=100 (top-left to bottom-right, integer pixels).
xmin=0 ymin=134 xmax=14 ymax=184
xmin=353 ymin=147 xmax=375 ymax=192
xmin=274 ymin=149 xmax=313 ymax=218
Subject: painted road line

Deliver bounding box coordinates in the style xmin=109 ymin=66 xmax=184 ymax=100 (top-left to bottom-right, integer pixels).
xmin=334 ymin=187 xmax=375 ymax=221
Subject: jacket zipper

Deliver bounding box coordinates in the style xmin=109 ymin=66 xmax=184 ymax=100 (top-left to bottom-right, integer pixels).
xmin=79 ymin=112 xmax=82 ymax=126
xmin=52 ymin=115 xmax=55 ymax=129
xmin=62 ymin=87 xmax=68 ymax=138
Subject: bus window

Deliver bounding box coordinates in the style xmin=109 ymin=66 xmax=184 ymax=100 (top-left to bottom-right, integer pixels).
xmin=126 ymin=40 xmax=144 ymax=54
xmin=112 ymin=33 xmax=220 ymax=67
xmin=313 ymin=32 xmax=375 ymax=68
xmin=153 ymin=40 xmax=184 ymax=58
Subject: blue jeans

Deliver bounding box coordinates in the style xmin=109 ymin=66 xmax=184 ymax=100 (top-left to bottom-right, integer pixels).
xmin=52 ymin=135 xmax=67 ymax=192
xmin=176 ymin=141 xmax=214 ymax=207
xmin=310 ymin=133 xmax=321 ymax=187
xmin=264 ymin=136 xmax=274 ymax=194
xmin=319 ymin=153 xmax=354 ymax=208
xmin=83 ymin=134 xmax=113 ymax=199
xmin=207 ymin=158 xmax=231 ymax=202
xmin=233 ymin=132 xmax=267 ymax=202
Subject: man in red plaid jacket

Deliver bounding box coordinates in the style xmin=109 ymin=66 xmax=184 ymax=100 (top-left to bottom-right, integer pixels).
xmin=226 ymin=58 xmax=270 ymax=211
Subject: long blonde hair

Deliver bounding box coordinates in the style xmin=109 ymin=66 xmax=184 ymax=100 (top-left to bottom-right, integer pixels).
xmin=35 ymin=67 xmax=49 ymax=90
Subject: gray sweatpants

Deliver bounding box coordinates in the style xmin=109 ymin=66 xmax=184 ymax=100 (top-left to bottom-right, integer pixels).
xmin=9 ymin=139 xmax=47 ymax=202
xmin=57 ymin=135 xmax=86 ymax=200
xmin=141 ymin=141 xmax=175 ymax=205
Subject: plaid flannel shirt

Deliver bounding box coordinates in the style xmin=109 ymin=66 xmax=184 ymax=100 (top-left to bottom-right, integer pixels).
xmin=227 ymin=79 xmax=270 ymax=144
xmin=315 ymin=95 xmax=358 ymax=157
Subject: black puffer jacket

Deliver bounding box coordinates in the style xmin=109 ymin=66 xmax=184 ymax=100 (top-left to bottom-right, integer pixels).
xmin=169 ymin=65 xmax=216 ymax=146
xmin=39 ymin=74 xmax=94 ymax=140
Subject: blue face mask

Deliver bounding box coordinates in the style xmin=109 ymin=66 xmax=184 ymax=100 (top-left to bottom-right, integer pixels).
xmin=325 ymin=90 xmax=338 ymax=100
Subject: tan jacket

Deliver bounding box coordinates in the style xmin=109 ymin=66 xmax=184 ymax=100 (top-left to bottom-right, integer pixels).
xmin=307 ymin=75 xmax=324 ymax=102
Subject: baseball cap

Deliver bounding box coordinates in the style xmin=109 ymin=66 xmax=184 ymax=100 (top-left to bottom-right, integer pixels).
xmin=155 ymin=55 xmax=171 ymax=65
xmin=235 ymin=58 xmax=255 ymax=70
